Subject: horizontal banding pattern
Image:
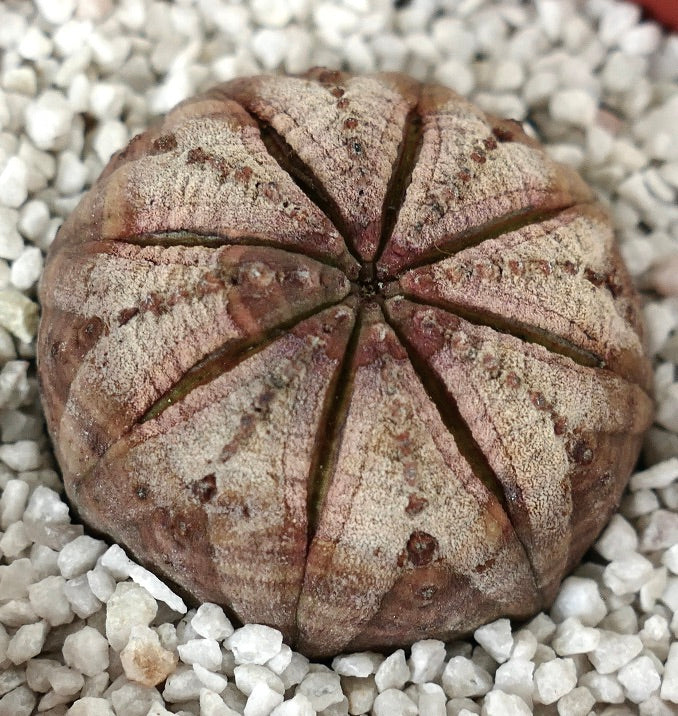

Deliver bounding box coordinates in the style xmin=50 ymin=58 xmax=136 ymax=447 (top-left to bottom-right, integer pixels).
xmin=38 ymin=70 xmax=653 ymax=657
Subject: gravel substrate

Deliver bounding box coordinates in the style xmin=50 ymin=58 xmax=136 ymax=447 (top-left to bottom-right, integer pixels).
xmin=0 ymin=0 xmax=677 ymax=714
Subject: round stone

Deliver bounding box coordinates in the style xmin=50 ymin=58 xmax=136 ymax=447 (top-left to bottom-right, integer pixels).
xmin=38 ymin=69 xmax=652 ymax=658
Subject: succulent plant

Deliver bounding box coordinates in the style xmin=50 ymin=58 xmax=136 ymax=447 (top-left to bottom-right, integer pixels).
xmin=38 ymin=69 xmax=653 ymax=657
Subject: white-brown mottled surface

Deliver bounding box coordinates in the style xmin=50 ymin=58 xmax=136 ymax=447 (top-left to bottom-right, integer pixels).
xmin=220 ymin=70 xmax=420 ymax=261
xmin=377 ymin=86 xmax=593 ymax=276
xmin=397 ymin=205 xmax=650 ymax=387
xmin=38 ymin=70 xmax=653 ymax=657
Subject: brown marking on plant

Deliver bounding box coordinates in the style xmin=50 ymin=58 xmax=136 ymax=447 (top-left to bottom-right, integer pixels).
xmin=191 ymin=474 xmax=217 ymax=503
xmin=118 ymin=307 xmax=139 ymax=325
xmin=151 ymin=134 xmax=178 ymax=154
xmin=405 ymin=494 xmax=428 ymax=516
xmin=570 ymin=439 xmax=594 ymax=465
xmin=493 ymin=126 xmax=514 ymax=142
xmin=530 ymin=391 xmax=547 ymax=410
xmin=406 ymin=531 xmax=438 ymax=567
xmin=505 ymin=371 xmax=521 ymax=388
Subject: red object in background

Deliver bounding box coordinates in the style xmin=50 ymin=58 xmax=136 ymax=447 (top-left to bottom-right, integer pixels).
xmin=631 ymin=0 xmax=678 ymax=31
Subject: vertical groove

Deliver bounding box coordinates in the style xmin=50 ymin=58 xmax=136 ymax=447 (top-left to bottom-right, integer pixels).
xmin=383 ymin=312 xmax=508 ymax=510
xmin=394 ymin=293 xmax=603 ymax=370
xmin=139 ymin=299 xmax=347 ymax=424
xmin=291 ymin=303 xmax=362 ymax=644
xmin=387 ymin=203 xmax=593 ymax=275
xmin=255 ymin=119 xmax=362 ymax=264
xmin=306 ymin=306 xmax=362 ymax=538
xmin=373 ymin=101 xmax=424 ymax=265
xmin=383 ymin=311 xmax=544 ymax=601
xmin=117 ymin=231 xmax=350 ymax=273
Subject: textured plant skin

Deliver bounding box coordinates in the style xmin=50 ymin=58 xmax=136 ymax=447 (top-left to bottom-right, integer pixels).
xmin=38 ymin=69 xmax=653 ymax=658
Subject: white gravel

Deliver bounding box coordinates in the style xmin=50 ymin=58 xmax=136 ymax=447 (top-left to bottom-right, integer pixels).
xmin=0 ymin=0 xmax=676 ymax=714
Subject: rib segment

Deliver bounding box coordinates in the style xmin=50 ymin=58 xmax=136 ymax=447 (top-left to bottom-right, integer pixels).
xmin=385 ymin=298 xmax=653 ymax=601
xmin=377 ymin=84 xmax=593 ymax=277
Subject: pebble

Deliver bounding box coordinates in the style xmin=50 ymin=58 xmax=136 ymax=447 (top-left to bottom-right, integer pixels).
xmin=557 ymin=685 xmax=595 ymax=715
xmin=408 ymin=639 xmax=446 ymax=683
xmin=234 ymin=664 xmax=284 ymax=696
xmin=510 ymin=630 xmax=537 ymax=661
xmin=640 ymin=510 xmax=678 ymax=551
xmin=24 ymin=91 xmax=73 ymax=150
xmin=526 ymin=613 xmax=556 ymax=642
xmin=92 ymin=120 xmax=128 ymax=164
xmin=0 ymin=520 xmax=30 ymax=557
xmin=0 ymin=156 xmax=28 ymax=208
xmin=372 ymin=688 xmax=417 ymax=716
xmin=297 ymin=671 xmax=343 ymax=711
xmin=416 ymin=682 xmax=445 ymax=715
xmin=493 ymin=658 xmax=534 ymax=706
xmin=244 ymin=681 xmax=284 ymax=716
xmin=620 ymin=23 xmax=661 ymax=55
xmin=604 ymin=552 xmax=654 ymax=595
xmin=552 ymin=617 xmax=600 ymax=656
xmin=474 ymin=619 xmax=513 ymax=664
xmin=343 ymin=675 xmax=377 ymax=714
xmin=9 ymin=246 xmax=42 ymax=291
xmin=17 ymin=200 xmax=49 ymax=244
xmin=177 ymin=638 xmax=223 ymax=671
xmin=617 ymin=655 xmax=661 ymax=703
xmin=48 ymin=665 xmax=84 ymax=696
xmin=18 ymin=27 xmax=52 ymax=61
xmin=58 ymin=535 xmax=107 ymax=579
xmin=550 ymin=577 xmax=607 ymax=626
xmin=331 ymin=651 xmax=382 ymax=677
xmin=662 ymin=642 xmax=678 ymax=703
xmin=191 ymin=602 xmax=234 ymax=641
xmin=227 ymin=624 xmax=283 ymax=666
xmin=100 ymin=545 xmax=186 ymax=613
xmin=63 ymin=574 xmax=102 ymax=618
xmin=578 ymin=670 xmax=625 ymax=704
xmin=162 ymin=665 xmax=204 ymax=702
xmin=0 ymin=440 xmax=40 ymax=471
xmin=194 ymin=662 xmax=229 ymax=693
xmin=55 ymin=150 xmax=88 ymax=196
xmin=441 ymin=656 xmax=493 ymax=698
xmin=105 ymin=581 xmax=158 ymax=652
xmin=549 ymin=88 xmax=597 ymax=127
xmin=0 ymin=208 xmax=24 ymax=260
xmin=62 ymin=626 xmax=110 ymax=677
xmin=0 ymin=290 xmax=38 ymax=343
xmin=481 ymin=689 xmax=531 ymax=715
xmin=266 ymin=644 xmax=293 ymax=675
xmin=589 ymin=631 xmax=643 ymax=675
xmin=375 ymin=649 xmax=410 ymax=692
xmin=120 ymin=625 xmax=178 ymax=687
xmin=67 ymin=697 xmax=115 ymax=715
xmin=434 ymin=59 xmax=475 ymax=96
xmin=595 ymin=514 xmax=638 ymax=560
xmin=270 ymin=693 xmax=315 ymax=716
xmin=35 ymin=0 xmax=76 ymax=25
xmin=0 ymin=478 xmax=29 ymax=528
xmin=0 ymin=685 xmax=37 ymax=716
xmin=533 ymin=657 xmax=576 ymax=704
xmin=7 ymin=619 xmax=49 ymax=664
xmin=28 ymin=575 xmax=73 ymax=626
xmin=86 ymin=566 xmax=116 ymax=603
